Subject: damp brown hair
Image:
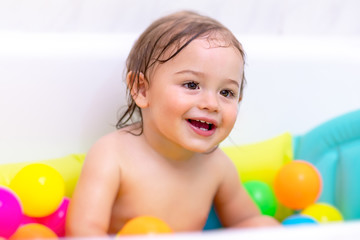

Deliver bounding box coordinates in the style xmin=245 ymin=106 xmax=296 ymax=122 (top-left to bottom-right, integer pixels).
xmin=116 ymin=11 xmax=246 ymax=134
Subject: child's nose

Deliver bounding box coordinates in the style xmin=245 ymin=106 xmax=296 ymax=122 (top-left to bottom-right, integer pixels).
xmin=198 ymin=91 xmax=219 ymax=112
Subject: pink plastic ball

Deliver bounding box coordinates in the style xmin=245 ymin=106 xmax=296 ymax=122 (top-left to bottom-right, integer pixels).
xmin=21 ymin=215 xmax=38 ymax=225
xmin=0 ymin=186 xmax=23 ymax=238
xmin=37 ymin=197 xmax=70 ymax=237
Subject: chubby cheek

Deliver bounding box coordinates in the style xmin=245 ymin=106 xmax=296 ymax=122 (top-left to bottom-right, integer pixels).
xmin=166 ymin=87 xmax=192 ymax=106
xmin=152 ymin=89 xmax=189 ymax=119
xmin=222 ymin=105 xmax=238 ymax=133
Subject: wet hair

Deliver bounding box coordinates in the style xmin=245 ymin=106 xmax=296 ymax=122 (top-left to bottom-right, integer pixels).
xmin=116 ymin=10 xmax=246 ymax=133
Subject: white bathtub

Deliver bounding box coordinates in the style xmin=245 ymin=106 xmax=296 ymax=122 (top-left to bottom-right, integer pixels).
xmin=1 ymin=32 xmax=360 ymax=163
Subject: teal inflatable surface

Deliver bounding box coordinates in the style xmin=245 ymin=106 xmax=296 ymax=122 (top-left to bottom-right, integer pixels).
xmin=294 ymin=109 xmax=360 ymax=220
xmin=204 ymin=109 xmax=360 ymax=230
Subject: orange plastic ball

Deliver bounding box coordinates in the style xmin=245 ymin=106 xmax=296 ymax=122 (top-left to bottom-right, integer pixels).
xmin=117 ymin=216 xmax=173 ymax=236
xmin=274 ymin=160 xmax=322 ymax=210
xmin=9 ymin=223 xmax=58 ymax=239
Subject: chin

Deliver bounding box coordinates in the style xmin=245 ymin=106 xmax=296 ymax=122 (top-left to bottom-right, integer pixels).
xmin=184 ymin=143 xmax=219 ymax=154
xmin=202 ymin=145 xmax=219 ymax=154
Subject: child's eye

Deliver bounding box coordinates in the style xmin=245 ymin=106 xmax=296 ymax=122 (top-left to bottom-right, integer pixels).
xmin=220 ymin=89 xmax=235 ymax=98
xmin=183 ymin=81 xmax=199 ymax=90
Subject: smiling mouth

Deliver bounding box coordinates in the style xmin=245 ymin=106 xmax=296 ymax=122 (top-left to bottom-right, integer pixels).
xmin=187 ymin=119 xmax=215 ymax=131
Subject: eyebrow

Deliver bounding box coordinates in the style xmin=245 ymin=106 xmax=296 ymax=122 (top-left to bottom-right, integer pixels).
xmin=175 ymin=69 xmax=204 ymax=77
xmin=175 ymin=69 xmax=240 ymax=88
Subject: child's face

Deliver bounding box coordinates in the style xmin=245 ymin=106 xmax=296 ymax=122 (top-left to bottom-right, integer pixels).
xmin=143 ymin=38 xmax=244 ymax=153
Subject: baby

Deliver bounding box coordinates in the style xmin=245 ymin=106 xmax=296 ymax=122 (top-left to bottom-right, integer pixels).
xmin=66 ymin=10 xmax=278 ymax=236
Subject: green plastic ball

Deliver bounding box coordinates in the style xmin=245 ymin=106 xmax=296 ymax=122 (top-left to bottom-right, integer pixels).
xmin=244 ymin=180 xmax=277 ymax=216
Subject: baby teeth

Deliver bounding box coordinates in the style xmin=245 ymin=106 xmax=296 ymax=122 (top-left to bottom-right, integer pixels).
xmin=198 ymin=120 xmax=211 ymax=125
xmin=200 ymin=127 xmax=208 ymax=131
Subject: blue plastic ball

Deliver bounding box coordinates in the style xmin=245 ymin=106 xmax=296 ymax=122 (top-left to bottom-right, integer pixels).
xmin=282 ymin=214 xmax=318 ymax=226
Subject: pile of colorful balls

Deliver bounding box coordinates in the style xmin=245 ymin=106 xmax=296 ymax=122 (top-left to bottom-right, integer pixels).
xmin=0 ymin=160 xmax=345 ymax=239
xmin=0 ymin=163 xmax=68 ymax=239
xmin=244 ymin=160 xmax=343 ymax=225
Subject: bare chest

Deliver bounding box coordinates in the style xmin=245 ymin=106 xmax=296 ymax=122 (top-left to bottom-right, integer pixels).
xmin=108 ymin=161 xmax=219 ymax=233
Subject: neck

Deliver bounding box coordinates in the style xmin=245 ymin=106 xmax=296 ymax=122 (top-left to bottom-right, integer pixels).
xmin=141 ymin=127 xmax=197 ymax=163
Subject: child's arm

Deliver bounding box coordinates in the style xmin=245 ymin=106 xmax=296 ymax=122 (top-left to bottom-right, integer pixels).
xmin=214 ymin=153 xmax=280 ymax=228
xmin=66 ymin=137 xmax=121 ymax=236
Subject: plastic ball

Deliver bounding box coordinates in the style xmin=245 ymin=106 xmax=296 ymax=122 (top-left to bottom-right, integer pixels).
xmin=274 ymin=160 xmax=322 ymax=210
xmin=301 ymin=203 xmax=343 ymax=223
xmin=0 ymin=186 xmax=23 ymax=238
xmin=243 ymin=180 xmax=277 ymax=216
xmin=9 ymin=223 xmax=58 ymax=239
xmin=9 ymin=163 xmax=65 ymax=217
xmin=37 ymin=197 xmax=70 ymax=237
xmin=282 ymin=214 xmax=318 ymax=226
xmin=117 ymin=216 xmax=173 ymax=236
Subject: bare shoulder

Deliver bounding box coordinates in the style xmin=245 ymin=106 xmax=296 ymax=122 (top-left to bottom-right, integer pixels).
xmin=84 ymin=124 xmax=142 ymax=169
xmin=207 ymin=147 xmax=236 ymax=175
xmin=71 ymin=125 xmax=142 ymax=204
xmin=93 ymin=125 xmax=139 ymax=147
xmin=196 ymin=147 xmax=237 ymax=191
xmin=67 ymin=126 xmax=141 ymax=235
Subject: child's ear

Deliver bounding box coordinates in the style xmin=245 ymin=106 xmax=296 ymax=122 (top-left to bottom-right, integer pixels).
xmin=126 ymin=71 xmax=149 ymax=108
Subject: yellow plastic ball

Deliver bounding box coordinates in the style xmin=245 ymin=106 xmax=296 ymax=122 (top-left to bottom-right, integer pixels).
xmin=117 ymin=216 xmax=173 ymax=236
xmin=301 ymin=203 xmax=343 ymax=223
xmin=9 ymin=163 xmax=65 ymax=217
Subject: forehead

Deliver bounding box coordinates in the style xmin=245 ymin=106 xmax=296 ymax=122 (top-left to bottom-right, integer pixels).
xmin=161 ymin=38 xmax=243 ymax=73
xmin=163 ymin=32 xmax=242 ymax=59
xmin=186 ymin=37 xmax=242 ymax=57
xmin=149 ymin=38 xmax=244 ymax=83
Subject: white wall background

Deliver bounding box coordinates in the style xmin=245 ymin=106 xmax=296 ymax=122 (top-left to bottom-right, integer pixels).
xmin=1 ymin=0 xmax=360 ymax=35
xmin=1 ymin=0 xmax=360 ymax=163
